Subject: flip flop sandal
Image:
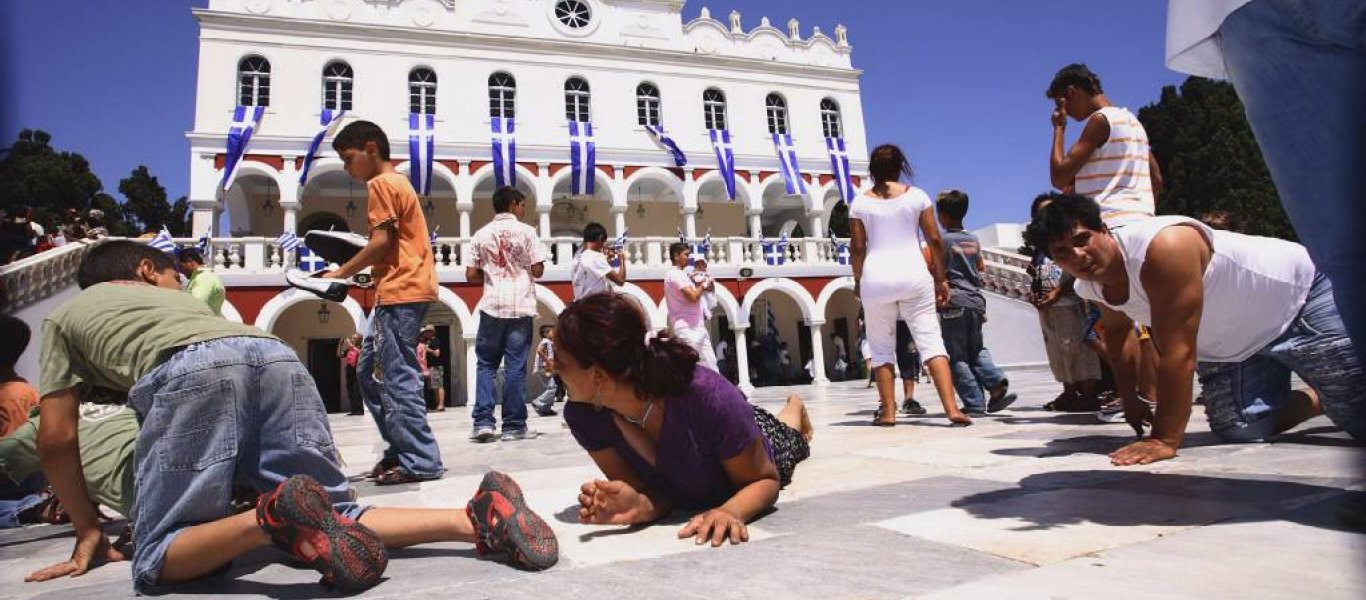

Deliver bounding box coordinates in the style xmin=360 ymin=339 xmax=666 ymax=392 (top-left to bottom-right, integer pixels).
xmin=375 ymin=467 xmax=426 ymax=486
xmin=871 ymin=406 xmax=897 ymax=427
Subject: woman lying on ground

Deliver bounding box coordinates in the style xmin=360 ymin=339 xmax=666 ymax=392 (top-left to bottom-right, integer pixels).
xmin=555 ymin=292 xmax=813 ymax=546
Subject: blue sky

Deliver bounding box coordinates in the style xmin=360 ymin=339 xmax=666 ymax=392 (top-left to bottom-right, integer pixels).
xmin=2 ymin=1 xmax=1184 ymax=229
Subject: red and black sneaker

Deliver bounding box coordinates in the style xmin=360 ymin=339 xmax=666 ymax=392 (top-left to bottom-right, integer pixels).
xmin=256 ymin=475 xmax=389 ymax=592
xmin=466 ymin=471 xmax=559 ymax=570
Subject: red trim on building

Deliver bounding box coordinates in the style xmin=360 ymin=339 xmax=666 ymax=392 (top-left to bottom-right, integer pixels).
xmin=759 ymin=170 xmax=777 ymax=183
xmin=213 ymin=154 xmax=285 ymax=171
xmin=469 ymin=160 xmax=491 ymax=173
xmin=666 ymin=167 xmax=686 ymax=181
xmin=692 ymin=168 xmax=712 ymax=180
xmin=294 ymin=156 xmax=304 ymax=170
xmin=736 ymin=170 xmax=751 ymax=183
xmin=596 ymin=164 xmax=614 ymax=178
xmin=801 ymin=173 xmax=813 ymax=184
xmin=819 ymin=174 xmax=834 ymax=186
xmin=851 ymin=175 xmax=862 ymax=188
xmin=518 ymin=162 xmax=539 ymax=175
xmin=437 ymin=159 xmax=460 ymax=173
xmin=548 ymin=163 xmax=569 ymax=177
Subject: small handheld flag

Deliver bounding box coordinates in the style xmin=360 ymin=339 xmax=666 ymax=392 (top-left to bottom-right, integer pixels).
xmin=276 ymin=231 xmax=301 ymax=252
xmin=147 ymin=228 xmax=176 ymax=254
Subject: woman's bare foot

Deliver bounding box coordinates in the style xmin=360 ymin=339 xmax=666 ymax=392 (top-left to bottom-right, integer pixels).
xmin=778 ymin=394 xmax=816 ymax=441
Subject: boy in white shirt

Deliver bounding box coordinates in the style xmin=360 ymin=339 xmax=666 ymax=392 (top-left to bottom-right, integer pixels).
xmin=570 ymin=222 xmax=627 ymax=300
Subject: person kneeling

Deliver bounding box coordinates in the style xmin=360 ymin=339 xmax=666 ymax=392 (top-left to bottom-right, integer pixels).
xmin=1026 ymin=194 xmax=1365 ymax=466
xmin=556 ymin=293 xmax=813 ymax=545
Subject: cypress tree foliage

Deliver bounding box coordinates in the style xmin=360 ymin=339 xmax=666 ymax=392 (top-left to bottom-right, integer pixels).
xmin=1138 ymin=77 xmax=1294 ymax=240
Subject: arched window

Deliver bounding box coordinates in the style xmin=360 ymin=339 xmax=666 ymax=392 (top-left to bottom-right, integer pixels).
xmin=408 ymin=68 xmax=437 ymax=115
xmin=322 ymin=61 xmax=353 ymax=111
xmin=636 ymin=83 xmax=661 ymax=127
xmin=703 ymin=88 xmax=727 ymax=131
xmin=237 ymin=55 xmax=271 ymax=107
xmin=765 ymin=93 xmax=789 ymax=135
xmin=820 ymin=98 xmax=843 ymax=139
xmin=488 ymin=72 xmax=516 ymax=119
xmin=565 ymin=77 xmax=591 ymax=122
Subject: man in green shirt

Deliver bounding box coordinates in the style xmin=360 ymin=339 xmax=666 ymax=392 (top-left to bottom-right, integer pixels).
xmin=1 ymin=402 xmax=137 ymax=520
xmin=175 ymin=247 xmax=224 ymax=315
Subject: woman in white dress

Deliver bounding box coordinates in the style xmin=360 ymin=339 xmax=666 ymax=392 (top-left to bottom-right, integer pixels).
xmin=850 ymin=145 xmax=970 ymax=426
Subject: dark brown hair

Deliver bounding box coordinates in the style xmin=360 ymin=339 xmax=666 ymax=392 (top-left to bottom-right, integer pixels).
xmin=868 ymin=144 xmax=914 ymax=198
xmin=1046 ymin=63 xmax=1103 ymax=99
xmin=555 ymin=293 xmax=698 ymax=399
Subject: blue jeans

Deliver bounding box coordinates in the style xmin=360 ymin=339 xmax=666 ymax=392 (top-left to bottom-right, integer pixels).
xmin=531 ymin=373 xmax=557 ymax=411
xmin=473 ymin=314 xmax=533 ymax=432
xmin=939 ymin=307 xmax=1006 ymax=412
xmin=358 ymin=302 xmax=443 ymax=478
xmin=0 ymin=493 xmax=45 ymax=528
xmin=126 ymin=337 xmax=363 ymax=591
xmin=1220 ymin=0 xmax=1366 ymax=357
xmin=1198 ymin=274 xmax=1365 ymax=442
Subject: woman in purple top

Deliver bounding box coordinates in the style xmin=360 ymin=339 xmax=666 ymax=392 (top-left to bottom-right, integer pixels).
xmin=556 ymin=293 xmax=814 ymax=546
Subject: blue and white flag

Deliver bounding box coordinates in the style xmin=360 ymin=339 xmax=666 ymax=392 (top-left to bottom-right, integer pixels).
xmin=568 ymin=120 xmax=596 ymax=196
xmin=826 ymin=137 xmax=855 ymax=204
xmin=299 ymin=108 xmax=345 ymax=185
xmin=829 ymin=231 xmax=850 ymax=266
xmin=147 ymin=227 xmax=176 ymax=254
xmin=608 ymin=229 xmax=628 ymax=267
xmin=276 ymin=231 xmax=301 ymax=252
xmin=221 ymin=105 xmax=265 ymax=191
xmin=772 ymin=133 xmax=807 ymax=196
xmin=644 ymin=124 xmax=687 ymax=167
xmin=691 ymin=229 xmax=712 ymax=265
xmin=709 ymin=129 xmax=738 ymax=201
xmin=298 ymin=247 xmax=328 ymax=272
xmin=491 ymin=117 xmax=517 ymax=189
xmin=408 ymin=113 xmax=436 ymax=196
xmin=196 ymin=233 xmax=212 ymax=254
xmin=761 ymin=235 xmax=787 ymax=267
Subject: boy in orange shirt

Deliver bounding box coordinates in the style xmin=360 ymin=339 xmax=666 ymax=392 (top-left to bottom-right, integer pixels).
xmin=324 ymin=121 xmax=444 ymax=485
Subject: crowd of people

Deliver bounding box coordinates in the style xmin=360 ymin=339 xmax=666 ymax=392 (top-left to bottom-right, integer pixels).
xmin=1 ymin=1 xmax=1363 ymax=591
xmin=0 ymin=207 xmax=111 ymax=266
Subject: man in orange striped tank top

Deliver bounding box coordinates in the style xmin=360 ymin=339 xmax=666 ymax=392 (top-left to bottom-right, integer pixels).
xmin=1046 ymin=64 xmax=1164 ymax=227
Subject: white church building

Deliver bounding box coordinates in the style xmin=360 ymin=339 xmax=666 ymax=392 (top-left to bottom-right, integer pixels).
xmin=4 ymin=0 xmax=1043 ymax=409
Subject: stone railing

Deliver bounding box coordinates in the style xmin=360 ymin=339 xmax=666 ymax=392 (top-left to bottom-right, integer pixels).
xmin=0 ymin=241 xmax=94 ymax=312
xmin=980 ymin=247 xmax=1032 ymax=301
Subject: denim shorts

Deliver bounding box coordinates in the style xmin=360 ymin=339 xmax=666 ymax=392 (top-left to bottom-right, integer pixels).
xmin=126 ymin=336 xmax=363 ymax=591
xmin=1197 ymin=274 xmax=1366 ymax=443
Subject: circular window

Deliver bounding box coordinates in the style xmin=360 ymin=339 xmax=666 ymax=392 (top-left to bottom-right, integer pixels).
xmin=555 ymin=0 xmax=592 ymax=29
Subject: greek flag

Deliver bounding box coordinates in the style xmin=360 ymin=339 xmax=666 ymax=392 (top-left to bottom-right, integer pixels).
xmin=709 ymin=129 xmax=737 ymax=201
xmin=644 ymin=124 xmax=687 ymax=167
xmin=772 ymin=133 xmax=807 ymax=195
xmin=408 ymin=113 xmax=436 ymax=196
xmin=221 ymin=105 xmax=265 ymax=191
xmin=691 ymin=229 xmax=712 ymax=264
xmin=608 ymin=229 xmax=628 ymax=267
xmin=568 ymin=120 xmax=596 ymax=196
xmin=491 ymin=117 xmax=516 ymax=189
xmin=298 ymin=247 xmax=328 ymax=272
xmin=826 ymin=137 xmax=855 ymax=204
xmin=829 ymin=232 xmax=850 ymax=266
xmin=147 ymin=227 xmax=176 ymax=254
xmin=276 ymin=231 xmax=301 ymax=252
xmin=195 ymin=233 xmax=212 ymax=253
xmin=299 ymin=108 xmax=345 ymax=185
xmin=765 ymin=300 xmax=779 ymax=336
xmin=761 ymin=235 xmax=787 ymax=267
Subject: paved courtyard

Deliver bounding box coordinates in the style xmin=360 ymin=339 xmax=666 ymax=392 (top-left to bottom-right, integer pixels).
xmin=2 ymin=369 xmax=1362 ymax=599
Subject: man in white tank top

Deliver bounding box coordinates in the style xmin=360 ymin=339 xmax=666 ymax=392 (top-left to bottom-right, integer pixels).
xmin=1046 ymin=64 xmax=1164 ymax=226
xmin=1026 ymin=194 xmax=1365 ymax=466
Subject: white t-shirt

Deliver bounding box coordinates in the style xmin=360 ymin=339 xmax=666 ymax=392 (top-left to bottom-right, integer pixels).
xmin=1074 ymin=216 xmax=1315 ymax=363
xmin=849 ymin=186 xmax=935 ymax=304
xmin=534 ymin=338 xmax=554 ymax=372
xmin=571 ymin=248 xmax=614 ymax=299
xmin=1166 ymin=0 xmax=1254 ymax=79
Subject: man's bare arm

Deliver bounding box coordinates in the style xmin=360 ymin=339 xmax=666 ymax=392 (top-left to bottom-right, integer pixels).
xmin=1051 ymin=113 xmax=1109 ymax=190
xmin=1139 ymin=227 xmax=1208 ymax=450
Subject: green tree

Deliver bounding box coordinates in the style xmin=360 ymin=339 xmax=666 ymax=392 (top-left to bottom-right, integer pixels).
xmin=0 ymin=129 xmax=104 ymax=225
xmin=168 ymin=196 xmax=191 ymax=237
xmin=1138 ymin=77 xmax=1293 ymax=240
xmin=89 ymin=192 xmax=137 ymax=237
xmin=119 ymin=165 xmax=170 ymax=233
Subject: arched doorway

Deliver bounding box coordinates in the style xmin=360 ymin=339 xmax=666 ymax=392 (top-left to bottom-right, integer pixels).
xmin=298 ymin=211 xmax=350 ymax=234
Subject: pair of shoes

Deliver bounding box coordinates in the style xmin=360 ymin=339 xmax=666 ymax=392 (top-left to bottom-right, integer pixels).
xmin=256 ymin=475 xmax=388 ymax=592
xmin=367 ymin=457 xmax=399 ymax=480
xmin=500 ymin=429 xmax=538 ymax=442
xmin=988 ymin=392 xmax=1019 ymax=414
xmin=470 ymin=426 xmax=497 ymax=443
xmin=374 ymin=467 xmax=430 ymax=486
xmin=961 ymin=408 xmax=988 ymax=417
xmin=900 ymin=398 xmax=927 ymax=416
xmin=535 ymin=406 xmax=558 ymax=417
xmin=467 ymin=471 xmax=559 ymax=570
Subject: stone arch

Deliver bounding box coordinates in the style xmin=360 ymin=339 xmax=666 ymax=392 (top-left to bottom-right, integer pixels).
xmin=758 ymin=170 xmax=816 ymax=212
xmin=741 ymin=277 xmax=817 ymax=323
xmin=468 ymin=162 xmax=541 ymax=202
xmin=395 ymin=160 xmax=461 ymax=202
xmin=694 ymin=169 xmax=755 ymax=210
xmin=220 ymin=298 xmax=244 ymax=324
xmin=433 ymin=286 xmax=475 ymax=334
xmin=615 ymin=283 xmax=666 ymax=330
xmin=253 ymin=288 xmax=368 ymax=333
xmin=300 ymin=157 xmax=345 ymax=189
xmin=623 ymin=167 xmax=685 ymax=210
xmin=814 ymin=276 xmax=856 ymax=317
